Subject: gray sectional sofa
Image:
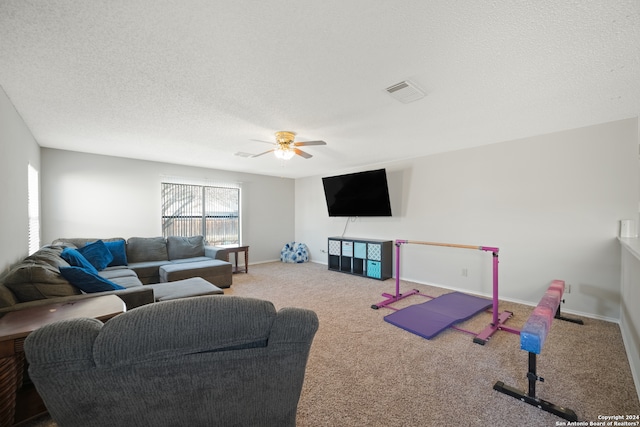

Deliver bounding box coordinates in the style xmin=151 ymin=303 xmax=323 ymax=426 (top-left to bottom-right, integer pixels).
xmin=53 ymin=236 xmax=233 ymax=286
xmin=0 ymin=236 xmax=233 ymax=313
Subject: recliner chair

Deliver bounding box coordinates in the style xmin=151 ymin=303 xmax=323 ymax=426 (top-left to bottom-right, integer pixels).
xmin=24 ymin=295 xmax=319 ymax=427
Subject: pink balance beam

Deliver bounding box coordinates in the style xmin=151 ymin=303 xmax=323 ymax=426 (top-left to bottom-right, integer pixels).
xmin=493 ymin=280 xmax=580 ymax=421
xmin=520 ymin=280 xmax=564 ymax=354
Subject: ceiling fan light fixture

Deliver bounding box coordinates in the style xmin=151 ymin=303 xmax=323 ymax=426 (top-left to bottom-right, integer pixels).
xmin=274 ymin=146 xmax=295 ymax=160
xmin=249 ymin=130 xmax=325 ymax=160
xmin=273 ymin=131 xmax=296 ymax=160
xmin=275 ymin=131 xmax=296 ymax=144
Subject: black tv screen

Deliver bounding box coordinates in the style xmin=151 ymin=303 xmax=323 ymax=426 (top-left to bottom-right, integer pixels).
xmin=322 ymin=169 xmax=392 ymax=217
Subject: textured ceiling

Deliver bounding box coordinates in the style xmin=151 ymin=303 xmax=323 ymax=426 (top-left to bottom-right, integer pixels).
xmin=1 ymin=1 xmax=639 ymax=178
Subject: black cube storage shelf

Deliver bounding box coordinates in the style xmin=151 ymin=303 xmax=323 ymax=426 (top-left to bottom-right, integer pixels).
xmin=327 ymin=237 xmax=392 ymax=280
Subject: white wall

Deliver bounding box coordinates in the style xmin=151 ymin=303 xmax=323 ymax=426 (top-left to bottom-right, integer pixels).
xmin=295 ymin=118 xmax=639 ymax=321
xmin=0 ymin=86 xmax=40 ymax=277
xmin=41 ymin=149 xmax=295 ymax=263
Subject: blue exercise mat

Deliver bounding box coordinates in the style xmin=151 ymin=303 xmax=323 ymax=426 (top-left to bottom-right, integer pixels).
xmin=384 ymin=292 xmax=492 ymax=339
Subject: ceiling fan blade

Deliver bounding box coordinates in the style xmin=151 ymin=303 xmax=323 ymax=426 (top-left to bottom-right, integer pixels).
xmin=293 ymin=140 xmax=326 ymax=146
xmin=249 ymin=139 xmax=276 ymax=145
xmin=251 ymin=149 xmax=275 ymax=158
xmin=294 ymin=148 xmax=312 ymax=159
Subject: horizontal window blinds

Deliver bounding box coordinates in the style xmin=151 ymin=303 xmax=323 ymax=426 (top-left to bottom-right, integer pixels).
xmin=28 ymin=164 xmax=40 ymax=255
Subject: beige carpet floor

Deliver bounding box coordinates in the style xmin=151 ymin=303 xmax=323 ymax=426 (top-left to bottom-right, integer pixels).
xmin=24 ymin=261 xmax=640 ymax=426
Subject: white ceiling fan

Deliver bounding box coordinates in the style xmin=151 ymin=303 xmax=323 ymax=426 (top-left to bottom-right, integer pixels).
xmin=251 ymin=131 xmax=327 ymax=160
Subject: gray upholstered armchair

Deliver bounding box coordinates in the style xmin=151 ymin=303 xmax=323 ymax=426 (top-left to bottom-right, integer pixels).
xmin=24 ymin=296 xmax=319 ymax=427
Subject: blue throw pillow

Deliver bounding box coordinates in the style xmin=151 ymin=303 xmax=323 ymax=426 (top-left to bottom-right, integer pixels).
xmin=91 ymin=240 xmax=128 ymax=267
xmin=59 ymin=266 xmax=125 ymax=293
xmin=78 ymin=240 xmax=113 ymax=271
xmin=60 ymin=248 xmax=99 ymax=274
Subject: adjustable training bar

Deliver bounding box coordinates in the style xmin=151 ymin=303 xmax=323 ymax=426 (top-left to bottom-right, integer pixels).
xmin=372 ymin=239 xmax=519 ymax=345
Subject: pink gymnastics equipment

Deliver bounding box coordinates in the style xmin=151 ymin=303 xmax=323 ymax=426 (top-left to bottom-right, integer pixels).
xmin=494 ymin=280 xmax=583 ymax=421
xmin=371 ymin=239 xmax=519 ymax=345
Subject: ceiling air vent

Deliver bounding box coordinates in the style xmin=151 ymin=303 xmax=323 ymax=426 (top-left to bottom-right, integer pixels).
xmin=385 ymin=80 xmax=425 ymax=104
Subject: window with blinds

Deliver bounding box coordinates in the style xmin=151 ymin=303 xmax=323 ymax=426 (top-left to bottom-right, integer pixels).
xmin=28 ymin=164 xmax=40 ymax=254
xmin=161 ymin=183 xmax=240 ymax=246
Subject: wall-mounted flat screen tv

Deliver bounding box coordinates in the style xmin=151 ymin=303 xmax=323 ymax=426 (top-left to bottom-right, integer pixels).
xmin=322 ymin=168 xmax=392 ymax=217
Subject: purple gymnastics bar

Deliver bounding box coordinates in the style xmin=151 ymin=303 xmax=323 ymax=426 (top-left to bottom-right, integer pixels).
xmin=372 ymin=239 xmax=519 ymax=344
xmin=520 ymin=280 xmax=565 ymax=354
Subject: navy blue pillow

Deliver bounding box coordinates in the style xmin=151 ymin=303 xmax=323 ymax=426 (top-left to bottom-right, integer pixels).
xmin=90 ymin=240 xmax=128 ymax=267
xmin=60 ymin=248 xmax=99 ymax=274
xmin=59 ymin=266 xmax=125 ymax=293
xmin=78 ymin=240 xmax=113 ymax=271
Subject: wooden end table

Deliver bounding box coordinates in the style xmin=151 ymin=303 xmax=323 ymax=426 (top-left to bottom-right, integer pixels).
xmin=0 ymin=295 xmax=126 ymax=426
xmin=216 ymin=245 xmax=249 ymax=273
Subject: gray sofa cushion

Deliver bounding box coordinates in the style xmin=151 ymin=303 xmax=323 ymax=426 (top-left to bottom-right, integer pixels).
xmin=126 ymin=237 xmax=168 ymax=263
xmin=166 ymin=235 xmax=205 ymax=260
xmin=95 ymin=296 xmax=279 ymax=366
xmin=3 ymin=259 xmax=81 ymax=302
xmin=110 ymin=276 xmax=144 ymax=289
xmin=99 ymin=269 xmax=143 ymax=289
xmin=126 ymin=261 xmax=168 ymax=285
xmin=52 ymin=237 xmax=126 ymax=249
xmin=0 ymin=284 xmax=17 ymax=308
xmin=159 ymin=260 xmax=232 ymax=287
xmin=170 ymin=256 xmax=212 ymax=264
xmin=146 ymin=278 xmax=223 ymax=301
xmin=99 ymin=268 xmax=137 ymax=279
xmin=26 ymin=246 xmax=68 ymax=267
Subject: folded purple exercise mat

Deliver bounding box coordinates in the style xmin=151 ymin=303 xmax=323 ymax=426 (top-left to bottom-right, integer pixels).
xmin=384 ymin=292 xmax=492 ymax=339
